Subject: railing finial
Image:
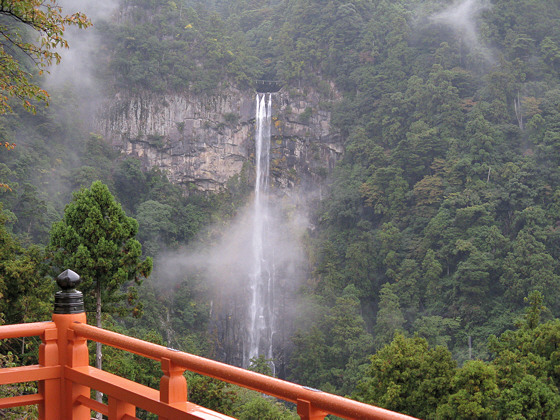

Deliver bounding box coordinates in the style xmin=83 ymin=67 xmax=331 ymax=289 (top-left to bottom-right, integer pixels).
xmin=54 ymin=269 xmax=85 ymax=314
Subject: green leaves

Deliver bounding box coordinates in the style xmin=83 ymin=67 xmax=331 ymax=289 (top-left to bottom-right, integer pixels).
xmin=374 ymin=283 xmax=405 ymax=349
xmin=0 ymin=0 xmax=91 ymax=113
xmin=359 ymin=304 xmax=560 ymax=419
xmin=289 ymin=288 xmax=373 ymax=395
xmin=437 ymin=361 xmax=500 ymax=419
xmin=356 ymin=334 xmax=456 ymax=419
xmin=48 ymin=181 xmax=152 ymax=315
xmin=101 ymin=0 xmax=260 ymax=93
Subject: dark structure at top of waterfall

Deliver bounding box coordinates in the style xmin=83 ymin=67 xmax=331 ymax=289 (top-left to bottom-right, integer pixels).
xmin=255 ymin=80 xmax=283 ymax=93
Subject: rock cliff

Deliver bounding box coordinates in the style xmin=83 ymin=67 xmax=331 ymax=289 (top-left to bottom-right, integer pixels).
xmin=97 ymin=85 xmax=342 ymax=193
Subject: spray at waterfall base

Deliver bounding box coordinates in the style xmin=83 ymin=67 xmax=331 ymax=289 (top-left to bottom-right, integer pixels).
xmin=210 ymin=187 xmax=308 ymax=373
xmin=155 ymin=93 xmax=309 ymax=373
xmin=215 ymin=93 xmax=310 ymax=373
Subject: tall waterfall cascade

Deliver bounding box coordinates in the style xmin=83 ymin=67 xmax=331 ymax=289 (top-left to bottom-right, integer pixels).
xmin=246 ymin=93 xmax=274 ymax=369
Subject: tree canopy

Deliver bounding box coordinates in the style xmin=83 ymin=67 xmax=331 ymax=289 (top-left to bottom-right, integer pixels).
xmin=48 ymin=180 xmax=152 ymax=317
xmin=0 ymin=0 xmax=90 ymax=113
xmin=2 ymin=0 xmax=560 ymax=418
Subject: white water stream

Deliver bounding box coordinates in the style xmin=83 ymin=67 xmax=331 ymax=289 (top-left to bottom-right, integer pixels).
xmin=246 ymin=93 xmax=274 ymax=369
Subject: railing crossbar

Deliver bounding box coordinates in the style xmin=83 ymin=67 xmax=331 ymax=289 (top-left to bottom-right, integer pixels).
xmin=71 ymin=322 xmax=414 ymax=420
xmin=0 ymin=365 xmax=60 ymax=385
xmin=75 ymin=394 xmax=109 ymax=416
xmin=0 ymin=321 xmax=54 ymax=339
xmin=0 ymin=393 xmax=43 ymax=409
xmin=0 ymin=269 xmax=417 ymax=420
xmin=67 ymin=365 xmax=235 ymax=420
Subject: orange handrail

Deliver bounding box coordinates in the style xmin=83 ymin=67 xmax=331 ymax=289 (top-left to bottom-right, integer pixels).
xmin=0 ymin=269 xmax=419 ymax=420
xmin=71 ymin=322 xmax=415 ymax=420
xmin=0 ymin=321 xmax=55 ymax=339
xmin=0 ymin=318 xmax=418 ymax=419
xmin=0 ymin=321 xmax=60 ymax=419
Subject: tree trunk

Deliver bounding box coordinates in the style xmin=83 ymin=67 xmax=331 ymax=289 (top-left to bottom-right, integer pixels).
xmin=96 ymin=281 xmax=103 ymax=419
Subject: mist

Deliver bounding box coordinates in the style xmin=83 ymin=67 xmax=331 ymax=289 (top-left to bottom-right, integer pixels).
xmin=44 ymin=0 xmax=118 ymax=104
xmin=431 ymin=0 xmax=490 ymax=42
xmin=153 ymin=192 xmax=308 ymax=294
xmin=152 ymin=192 xmax=309 ymax=364
xmin=423 ymin=0 xmax=494 ymax=65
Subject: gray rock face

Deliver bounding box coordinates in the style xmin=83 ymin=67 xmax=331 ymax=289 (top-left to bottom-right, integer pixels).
xmin=98 ymin=86 xmax=342 ymax=192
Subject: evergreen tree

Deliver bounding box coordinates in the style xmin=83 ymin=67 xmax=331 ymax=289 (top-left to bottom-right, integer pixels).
xmin=374 ymin=283 xmax=404 ymax=349
xmin=48 ymin=181 xmax=152 ymax=405
xmin=0 ymin=204 xmax=52 ymax=327
xmin=436 ymin=360 xmax=500 ymax=419
xmin=356 ymin=333 xmax=456 ymax=419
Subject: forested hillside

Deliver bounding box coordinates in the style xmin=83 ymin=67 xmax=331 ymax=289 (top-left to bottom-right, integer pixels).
xmin=298 ymin=0 xmax=560 ymax=361
xmin=2 ymin=0 xmax=560 ymax=418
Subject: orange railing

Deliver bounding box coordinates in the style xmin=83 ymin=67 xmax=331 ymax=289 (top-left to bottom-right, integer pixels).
xmin=0 ymin=271 xmax=417 ymax=420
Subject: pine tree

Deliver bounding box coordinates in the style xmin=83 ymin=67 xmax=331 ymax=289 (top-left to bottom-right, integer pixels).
xmin=48 ymin=181 xmax=152 ymax=406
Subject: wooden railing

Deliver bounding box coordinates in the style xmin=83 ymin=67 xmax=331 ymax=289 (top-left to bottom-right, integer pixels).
xmin=0 ymin=271 xmax=417 ymax=419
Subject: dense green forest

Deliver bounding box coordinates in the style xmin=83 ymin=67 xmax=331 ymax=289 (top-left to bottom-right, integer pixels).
xmin=3 ymin=0 xmax=560 ymax=418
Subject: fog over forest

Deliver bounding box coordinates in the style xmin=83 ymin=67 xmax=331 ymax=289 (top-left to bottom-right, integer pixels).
xmin=2 ymin=0 xmax=560 ymax=418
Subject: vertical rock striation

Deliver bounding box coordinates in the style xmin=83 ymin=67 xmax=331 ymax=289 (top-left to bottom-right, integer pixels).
xmin=98 ymin=85 xmax=343 ymax=193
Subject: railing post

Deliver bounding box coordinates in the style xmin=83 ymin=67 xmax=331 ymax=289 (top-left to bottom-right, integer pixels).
xmin=38 ymin=326 xmax=59 ymax=420
xmin=108 ymin=396 xmax=135 ymax=419
xmin=160 ymin=356 xmax=188 ymax=418
xmin=51 ymin=269 xmax=90 ymax=420
xmin=297 ymin=398 xmax=328 ymax=420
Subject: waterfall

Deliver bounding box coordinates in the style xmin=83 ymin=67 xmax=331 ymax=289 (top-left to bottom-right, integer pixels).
xmin=246 ymin=93 xmax=274 ymax=369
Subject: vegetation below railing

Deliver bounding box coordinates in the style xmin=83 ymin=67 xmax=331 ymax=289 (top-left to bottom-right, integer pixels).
xmin=2 ymin=1 xmax=560 ymax=419
xmin=0 ymin=316 xmax=415 ymax=420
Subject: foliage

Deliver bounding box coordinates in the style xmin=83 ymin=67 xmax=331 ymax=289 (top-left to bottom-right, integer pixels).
xmin=98 ymin=0 xmax=261 ymax=93
xmin=189 ymin=372 xmax=298 ymax=419
xmin=359 ymin=298 xmax=560 ymax=418
xmin=235 ymin=394 xmax=297 ymax=420
xmin=0 ymin=141 xmax=15 ymax=191
xmin=248 ymin=355 xmax=273 ymax=376
xmin=374 ymin=283 xmax=405 ymax=349
xmin=356 ymin=333 xmax=456 ymax=419
xmin=298 ymin=0 xmax=560 ymax=375
xmin=47 ymin=181 xmax=152 ymax=317
xmin=289 ymin=285 xmax=373 ymax=395
xmin=0 ymin=0 xmax=90 ymax=113
xmin=187 ymin=374 xmax=238 ymax=416
xmin=3 ymin=0 xmax=560 ymax=415
xmin=0 ymin=204 xmax=52 ymax=363
xmin=436 ymin=360 xmax=500 ymax=419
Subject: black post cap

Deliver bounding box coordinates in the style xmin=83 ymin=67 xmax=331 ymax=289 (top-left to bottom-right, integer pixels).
xmin=54 ymin=269 xmax=85 ymax=314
